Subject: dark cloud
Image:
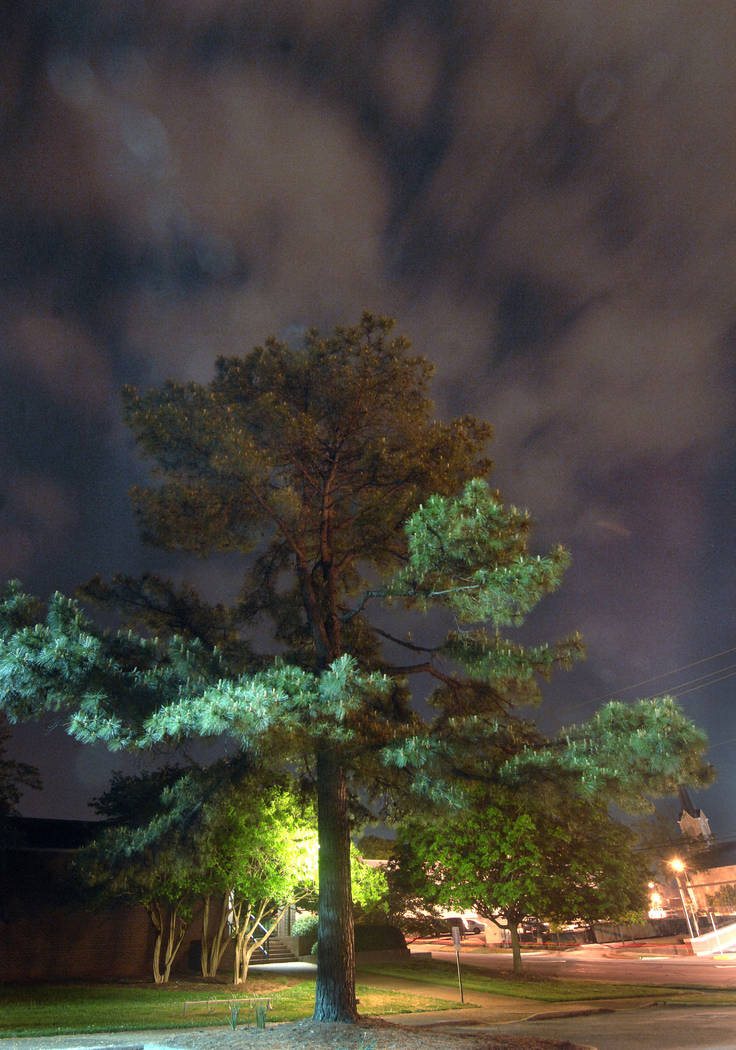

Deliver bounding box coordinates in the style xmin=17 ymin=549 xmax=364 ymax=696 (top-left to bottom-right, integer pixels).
xmin=2 ymin=0 xmax=736 ymax=827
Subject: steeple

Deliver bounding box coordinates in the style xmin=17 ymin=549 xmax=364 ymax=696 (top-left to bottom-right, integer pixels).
xmin=677 ymin=785 xmax=712 ymax=840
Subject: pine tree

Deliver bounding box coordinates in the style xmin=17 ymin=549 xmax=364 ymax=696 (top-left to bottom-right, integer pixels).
xmin=118 ymin=313 xmax=577 ymax=1019
xmin=0 ymin=314 xmax=711 ymax=1020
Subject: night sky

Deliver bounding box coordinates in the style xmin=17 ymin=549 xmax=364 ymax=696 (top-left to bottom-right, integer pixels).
xmin=2 ymin=1 xmax=735 ymax=832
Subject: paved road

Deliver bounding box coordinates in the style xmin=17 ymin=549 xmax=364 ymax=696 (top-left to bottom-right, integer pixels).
xmin=472 ymin=1004 xmax=736 ymax=1050
xmin=425 ymin=943 xmax=736 ymax=988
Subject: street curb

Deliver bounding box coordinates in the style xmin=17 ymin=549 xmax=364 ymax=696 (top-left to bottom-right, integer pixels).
xmin=527 ymin=1006 xmax=615 ymax=1020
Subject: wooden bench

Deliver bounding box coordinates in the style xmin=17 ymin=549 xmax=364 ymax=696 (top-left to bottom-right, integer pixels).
xmin=182 ymin=995 xmax=272 ymax=1018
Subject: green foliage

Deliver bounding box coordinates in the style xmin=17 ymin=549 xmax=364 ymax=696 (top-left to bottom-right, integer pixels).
xmin=77 ymin=790 xmax=199 ymax=985
xmin=503 ymin=696 xmax=714 ymax=812
xmin=392 ymin=479 xmax=571 ymax=627
xmin=708 ymin=883 xmax=736 ymax=913
xmin=227 ymin=1002 xmax=242 ymax=1030
xmin=350 ymin=848 xmax=389 ymax=921
xmin=79 ymin=763 xmax=318 ymax=984
xmin=79 ymin=573 xmax=255 ymax=675
xmin=286 ymin=843 xmax=388 ymax=922
xmin=354 ymin=924 xmax=407 ymax=952
xmin=0 ymin=716 xmax=41 ymax=819
xmin=392 ymin=780 xmax=650 ymax=971
xmin=291 ymin=912 xmax=319 ymax=937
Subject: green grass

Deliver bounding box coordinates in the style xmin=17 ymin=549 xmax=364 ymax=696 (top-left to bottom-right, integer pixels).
xmin=7 ymin=959 xmax=736 ymax=1039
xmin=359 ymin=958 xmax=736 ymax=1004
xmin=0 ymin=976 xmax=463 ymax=1039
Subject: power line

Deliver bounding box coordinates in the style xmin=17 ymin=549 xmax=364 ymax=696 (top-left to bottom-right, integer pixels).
xmin=569 ymin=644 xmax=736 ymax=713
xmin=704 ymin=735 xmax=736 ymax=752
xmin=673 ymin=667 xmax=736 ymax=699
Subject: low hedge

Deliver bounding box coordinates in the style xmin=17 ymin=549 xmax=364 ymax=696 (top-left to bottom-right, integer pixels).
xmin=355 ymin=923 xmax=407 ymax=952
xmin=309 ymin=922 xmax=407 ymax=956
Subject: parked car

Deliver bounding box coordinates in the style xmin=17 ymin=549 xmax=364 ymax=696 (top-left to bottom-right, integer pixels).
xmin=445 ymin=916 xmax=485 ymax=937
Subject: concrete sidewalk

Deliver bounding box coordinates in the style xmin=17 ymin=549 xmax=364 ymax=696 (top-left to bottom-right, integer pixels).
xmin=359 ymin=968 xmax=665 ymax=1030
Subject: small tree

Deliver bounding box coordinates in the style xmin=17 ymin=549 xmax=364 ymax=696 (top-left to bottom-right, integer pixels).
xmin=0 ymin=716 xmax=41 ymax=821
xmin=0 ymin=716 xmax=42 ymax=923
xmin=708 ymin=884 xmax=736 ymax=915
xmin=195 ymin=786 xmax=318 ymax=985
xmin=80 ymin=828 xmax=196 ymax=984
xmin=84 ymin=765 xmax=318 ymax=985
xmin=392 ymin=782 xmax=650 ymax=973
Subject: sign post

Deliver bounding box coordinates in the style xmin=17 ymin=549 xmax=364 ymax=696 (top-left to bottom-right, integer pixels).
xmin=451 ymin=925 xmax=464 ymax=1003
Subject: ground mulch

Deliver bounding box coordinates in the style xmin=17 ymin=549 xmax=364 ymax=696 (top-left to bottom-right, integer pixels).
xmin=0 ymin=1017 xmax=591 ymax=1050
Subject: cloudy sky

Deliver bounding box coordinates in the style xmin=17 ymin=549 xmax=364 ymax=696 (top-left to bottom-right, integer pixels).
xmin=3 ymin=0 xmax=735 ymax=831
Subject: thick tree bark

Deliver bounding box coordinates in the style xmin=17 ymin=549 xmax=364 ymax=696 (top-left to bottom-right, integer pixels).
xmin=313 ymin=748 xmax=358 ymax=1022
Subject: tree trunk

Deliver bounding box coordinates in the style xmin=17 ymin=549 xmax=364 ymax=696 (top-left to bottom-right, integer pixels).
xmin=147 ymin=901 xmax=187 ymax=983
xmin=151 ymin=924 xmax=164 ymax=983
xmin=313 ymin=748 xmax=357 ymax=1022
xmin=234 ymin=926 xmax=247 ymax=985
xmin=148 ymin=903 xmax=167 ymax=984
xmin=509 ymin=922 xmax=523 ymax=974
xmin=201 ymin=892 xmax=231 ymax=977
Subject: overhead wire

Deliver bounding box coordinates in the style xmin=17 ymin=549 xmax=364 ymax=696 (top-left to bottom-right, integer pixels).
xmin=673 ymin=666 xmax=736 ymax=699
xmin=567 ymin=643 xmax=736 ymax=714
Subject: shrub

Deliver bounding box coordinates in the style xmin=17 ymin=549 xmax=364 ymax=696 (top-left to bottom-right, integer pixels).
xmin=310 ymin=922 xmax=407 ymax=956
xmin=292 ymin=913 xmax=319 ymax=937
xmin=354 ymin=923 xmax=407 ymax=952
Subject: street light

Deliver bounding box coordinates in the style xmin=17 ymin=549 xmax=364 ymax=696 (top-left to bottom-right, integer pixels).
xmin=669 ymin=858 xmax=699 ymax=938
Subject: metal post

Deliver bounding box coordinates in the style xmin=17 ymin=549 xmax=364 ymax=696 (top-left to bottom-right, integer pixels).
xmin=675 ymin=874 xmax=695 ymax=939
xmin=451 ymin=925 xmax=464 ymax=1003
xmin=684 ymin=873 xmax=700 ymax=937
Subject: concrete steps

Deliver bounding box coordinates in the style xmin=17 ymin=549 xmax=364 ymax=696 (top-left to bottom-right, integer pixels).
xmin=250 ymin=936 xmax=299 ymax=964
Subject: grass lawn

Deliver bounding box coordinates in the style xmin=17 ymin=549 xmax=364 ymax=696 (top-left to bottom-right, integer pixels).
xmin=0 ymin=975 xmax=463 ymax=1039
xmin=359 ymin=958 xmax=736 ymax=1005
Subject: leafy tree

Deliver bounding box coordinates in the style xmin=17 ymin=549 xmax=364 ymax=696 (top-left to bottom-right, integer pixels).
xmin=708 ymin=884 xmax=736 ymax=914
xmin=80 ymin=765 xmax=207 ymax=983
xmin=392 ymin=782 xmax=650 ymax=973
xmin=0 ymin=315 xmax=712 ymax=1020
xmin=350 ymin=849 xmax=389 ymax=922
xmin=194 ymin=785 xmax=317 ymax=985
xmin=0 ymin=716 xmax=42 ymax=924
xmin=79 ymin=823 xmax=197 ymax=984
xmin=84 ymin=764 xmax=317 ymax=985
xmin=0 ymin=716 xmax=41 ymax=820
xmin=298 ymin=842 xmax=389 ymax=924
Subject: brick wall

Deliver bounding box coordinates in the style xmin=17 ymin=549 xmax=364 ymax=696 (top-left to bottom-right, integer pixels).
xmin=1 ymin=845 xmax=161 ymax=982
xmin=0 ymin=903 xmax=156 ymax=981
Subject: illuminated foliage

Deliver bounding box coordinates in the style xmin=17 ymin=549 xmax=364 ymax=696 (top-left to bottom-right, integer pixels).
xmin=81 ymin=766 xmax=318 ymax=985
